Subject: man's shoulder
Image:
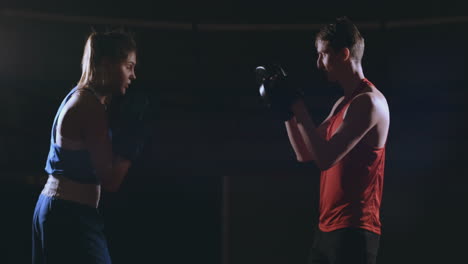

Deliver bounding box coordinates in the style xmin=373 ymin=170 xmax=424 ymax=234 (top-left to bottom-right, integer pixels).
xmin=358 ymin=87 xmax=387 ymax=106
xmin=351 ymin=92 xmax=376 ymax=112
xmin=351 ymin=91 xmax=389 ymax=124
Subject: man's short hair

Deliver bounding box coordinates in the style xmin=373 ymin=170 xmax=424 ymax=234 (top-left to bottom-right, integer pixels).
xmin=316 ymin=17 xmax=365 ymax=62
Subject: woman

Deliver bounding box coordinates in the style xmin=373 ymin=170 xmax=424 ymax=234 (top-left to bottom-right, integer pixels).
xmin=32 ymin=30 xmax=141 ymax=264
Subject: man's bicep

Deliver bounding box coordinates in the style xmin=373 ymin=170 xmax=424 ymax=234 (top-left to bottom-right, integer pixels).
xmin=317 ymin=121 xmax=329 ymax=139
xmin=317 ymin=97 xmax=344 ymax=139
xmin=327 ymin=94 xmax=377 ymax=165
xmin=321 ymin=97 xmax=344 ymax=124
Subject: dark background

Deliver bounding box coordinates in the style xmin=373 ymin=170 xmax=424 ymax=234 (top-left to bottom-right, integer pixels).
xmin=1 ymin=1 xmax=467 ymax=264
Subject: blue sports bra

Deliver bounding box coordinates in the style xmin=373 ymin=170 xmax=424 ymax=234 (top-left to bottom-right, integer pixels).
xmin=44 ymin=87 xmax=101 ymax=184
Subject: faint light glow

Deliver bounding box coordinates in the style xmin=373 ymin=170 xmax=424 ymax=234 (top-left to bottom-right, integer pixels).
xmin=1 ymin=8 xmax=467 ymax=31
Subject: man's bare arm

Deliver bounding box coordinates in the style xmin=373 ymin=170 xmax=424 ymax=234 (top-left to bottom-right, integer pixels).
xmin=285 ymin=97 xmax=343 ymax=162
xmin=292 ymin=94 xmax=378 ymax=170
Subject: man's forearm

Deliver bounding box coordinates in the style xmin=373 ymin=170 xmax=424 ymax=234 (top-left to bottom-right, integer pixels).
xmin=291 ymin=100 xmax=329 ymax=169
xmin=285 ymin=118 xmax=315 ymax=161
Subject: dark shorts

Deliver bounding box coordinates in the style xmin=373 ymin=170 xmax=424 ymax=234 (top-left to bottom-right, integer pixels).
xmin=32 ymin=194 xmax=112 ymax=264
xmin=308 ymin=227 xmax=380 ymax=264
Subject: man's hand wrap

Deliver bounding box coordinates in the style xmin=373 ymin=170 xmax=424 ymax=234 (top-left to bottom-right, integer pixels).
xmin=257 ymin=64 xmax=303 ymax=121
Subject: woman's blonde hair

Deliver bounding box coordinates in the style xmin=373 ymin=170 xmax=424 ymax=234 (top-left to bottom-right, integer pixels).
xmin=77 ymin=30 xmax=136 ymax=93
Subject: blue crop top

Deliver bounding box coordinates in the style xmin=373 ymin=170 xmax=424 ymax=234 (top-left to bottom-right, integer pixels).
xmin=45 ymin=87 xmax=100 ymax=184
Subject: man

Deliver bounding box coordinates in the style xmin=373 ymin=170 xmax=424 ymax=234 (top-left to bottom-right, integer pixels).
xmin=283 ymin=17 xmax=390 ymax=263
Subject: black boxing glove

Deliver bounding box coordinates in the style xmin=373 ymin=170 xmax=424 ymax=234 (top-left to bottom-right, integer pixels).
xmin=108 ymin=87 xmax=151 ymax=162
xmin=257 ymin=64 xmax=302 ymax=121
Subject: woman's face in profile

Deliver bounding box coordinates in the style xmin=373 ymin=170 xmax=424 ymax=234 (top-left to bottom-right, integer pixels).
xmin=108 ymin=51 xmax=137 ymax=95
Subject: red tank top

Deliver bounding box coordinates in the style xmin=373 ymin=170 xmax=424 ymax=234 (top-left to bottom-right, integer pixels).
xmin=318 ymin=78 xmax=385 ymax=235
